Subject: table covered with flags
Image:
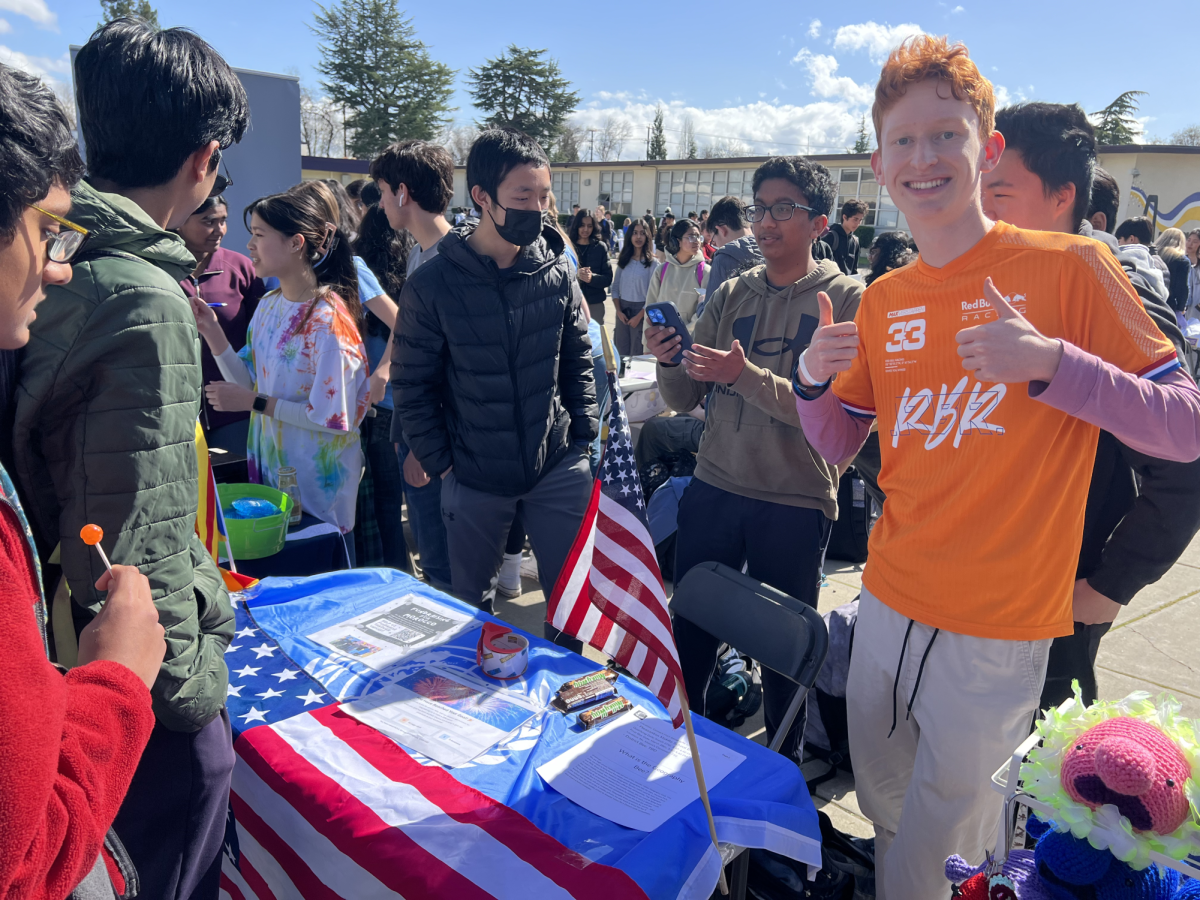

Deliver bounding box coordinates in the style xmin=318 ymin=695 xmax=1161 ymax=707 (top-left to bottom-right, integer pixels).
xmin=217 ymin=569 xmax=822 ymax=900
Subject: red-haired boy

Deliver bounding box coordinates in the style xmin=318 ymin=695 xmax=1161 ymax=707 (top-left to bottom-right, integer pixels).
xmin=793 ymin=35 xmax=1200 ymax=897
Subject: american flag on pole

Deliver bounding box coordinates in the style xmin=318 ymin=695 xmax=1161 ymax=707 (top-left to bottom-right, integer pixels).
xmin=546 ymin=369 xmax=684 ymax=728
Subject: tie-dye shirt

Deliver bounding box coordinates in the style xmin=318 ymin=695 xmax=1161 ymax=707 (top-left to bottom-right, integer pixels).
xmin=239 ymin=289 xmax=369 ymax=533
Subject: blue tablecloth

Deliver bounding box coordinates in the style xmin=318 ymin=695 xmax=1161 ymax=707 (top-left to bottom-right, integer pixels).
xmin=224 ymin=568 xmax=821 ymax=899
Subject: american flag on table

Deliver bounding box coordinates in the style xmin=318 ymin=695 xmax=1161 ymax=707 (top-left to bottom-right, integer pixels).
xmin=219 ymin=605 xmax=649 ymax=900
xmin=547 ymin=369 xmax=684 ymax=728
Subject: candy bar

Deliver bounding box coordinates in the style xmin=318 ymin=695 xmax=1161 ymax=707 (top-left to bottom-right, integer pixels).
xmin=578 ymin=696 xmax=632 ymax=729
xmin=558 ymin=680 xmax=618 ymax=710
xmin=557 ymin=669 xmax=619 ymax=694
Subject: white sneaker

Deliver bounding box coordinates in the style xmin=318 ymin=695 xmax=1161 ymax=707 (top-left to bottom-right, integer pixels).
xmin=496 ymin=552 xmax=523 ymax=598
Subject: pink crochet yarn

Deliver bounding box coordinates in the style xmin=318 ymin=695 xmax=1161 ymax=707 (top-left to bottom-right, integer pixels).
xmin=1060 ymin=716 xmax=1191 ymax=834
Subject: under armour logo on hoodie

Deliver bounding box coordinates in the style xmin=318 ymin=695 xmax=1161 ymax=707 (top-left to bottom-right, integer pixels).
xmin=731 ymin=313 xmax=820 ymax=358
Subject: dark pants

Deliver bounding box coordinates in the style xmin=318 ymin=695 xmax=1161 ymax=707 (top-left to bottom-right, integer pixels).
xmin=673 ymin=479 xmax=827 ymax=759
xmin=113 ymin=709 xmax=235 ymax=900
xmin=1041 ymin=622 xmax=1112 ymax=710
xmin=361 ymin=408 xmax=410 ymax=572
xmin=396 ymin=440 xmax=452 ymax=592
xmin=634 ymin=414 xmax=705 ymax=470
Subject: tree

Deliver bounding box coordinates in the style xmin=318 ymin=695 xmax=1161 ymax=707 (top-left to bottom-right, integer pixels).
xmin=1091 ymin=91 xmax=1146 ymax=146
xmin=597 ymin=116 xmax=632 ymax=161
xmin=467 ymin=46 xmax=580 ymax=151
xmin=299 ymin=83 xmax=344 ymax=157
xmin=313 ymin=0 xmax=456 ymax=158
xmin=438 ymin=124 xmax=479 ymax=165
xmin=648 ymin=105 xmax=668 ymax=160
xmin=701 ymin=138 xmax=749 ymax=159
xmin=551 ymin=124 xmax=586 ymax=163
xmin=678 ymin=116 xmax=698 ymax=160
xmin=99 ymin=0 xmax=159 ymax=27
xmin=1170 ymin=124 xmax=1200 ymax=147
xmin=853 ymin=115 xmax=871 ymax=153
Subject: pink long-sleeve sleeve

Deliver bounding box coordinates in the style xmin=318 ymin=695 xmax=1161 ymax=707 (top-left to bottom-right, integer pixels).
xmin=794 ymin=386 xmax=873 ymax=467
xmin=1030 ymin=341 xmax=1200 ymax=462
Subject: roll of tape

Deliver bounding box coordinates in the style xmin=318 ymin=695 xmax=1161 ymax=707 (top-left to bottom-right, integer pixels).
xmin=476 ymin=622 xmax=529 ymax=680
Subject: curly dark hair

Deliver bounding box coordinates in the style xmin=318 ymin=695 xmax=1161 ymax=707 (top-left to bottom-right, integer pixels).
xmin=751 ymin=156 xmax=837 ymax=218
xmin=353 ymin=205 xmax=414 ymax=338
xmin=866 ymin=231 xmax=916 ymax=285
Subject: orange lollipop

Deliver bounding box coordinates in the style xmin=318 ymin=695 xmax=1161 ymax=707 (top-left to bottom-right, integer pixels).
xmin=80 ymin=524 xmax=113 ymax=574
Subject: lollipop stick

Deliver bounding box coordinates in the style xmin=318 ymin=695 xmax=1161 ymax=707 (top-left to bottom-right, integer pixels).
xmin=93 ymin=543 xmax=113 ymax=575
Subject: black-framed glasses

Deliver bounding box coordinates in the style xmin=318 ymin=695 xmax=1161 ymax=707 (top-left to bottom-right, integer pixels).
xmin=31 ymin=205 xmax=89 ymax=263
xmin=209 ymin=147 xmax=233 ymax=197
xmin=745 ymin=202 xmax=817 ymax=223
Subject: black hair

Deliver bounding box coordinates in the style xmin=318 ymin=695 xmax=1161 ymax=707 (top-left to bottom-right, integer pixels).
xmin=190 ymin=194 xmax=228 ymax=218
xmin=369 ymin=139 xmax=455 ymax=214
xmin=1087 ymin=166 xmax=1120 ymax=234
xmin=353 ymin=205 xmax=414 ymax=338
xmin=74 ymin=17 xmax=249 ymax=188
xmin=841 ymin=198 xmax=868 ymax=220
xmin=751 ymin=156 xmax=836 ymax=218
xmin=704 ymin=195 xmax=749 ymax=234
xmin=360 ymin=181 xmax=381 ymax=207
xmin=866 ymin=231 xmax=916 ymax=285
xmin=244 ymin=180 xmax=362 ymax=339
xmin=994 ymin=102 xmax=1096 ymax=225
xmin=321 ymin=179 xmax=361 ymax=240
xmin=466 ymin=127 xmax=549 ymax=213
xmin=1115 ymin=216 xmax=1154 ymax=246
xmin=568 ymin=209 xmax=600 ymax=246
xmin=617 ymin=216 xmax=655 ymax=269
xmin=666 ymin=218 xmax=701 ymax=256
xmin=345 ymin=178 xmax=370 ymax=201
xmin=0 ymin=64 xmax=84 ymax=241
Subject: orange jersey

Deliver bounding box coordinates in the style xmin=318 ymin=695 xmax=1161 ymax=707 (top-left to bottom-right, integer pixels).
xmin=834 ymin=222 xmax=1179 ymax=640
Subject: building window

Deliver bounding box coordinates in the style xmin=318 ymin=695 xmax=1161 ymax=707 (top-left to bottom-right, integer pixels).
xmin=655 ymin=168 xmax=754 ymax=217
xmin=552 ymin=170 xmax=580 ymax=210
xmin=835 ymin=167 xmax=901 ymax=231
xmin=599 ymin=171 xmax=634 ymax=215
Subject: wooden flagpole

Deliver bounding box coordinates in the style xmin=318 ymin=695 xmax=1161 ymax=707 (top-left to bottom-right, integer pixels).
xmin=677 ymin=676 xmax=730 ymax=896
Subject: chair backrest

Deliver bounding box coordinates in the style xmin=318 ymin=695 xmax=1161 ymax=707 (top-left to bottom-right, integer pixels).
xmin=669 ymin=561 xmax=828 ymax=692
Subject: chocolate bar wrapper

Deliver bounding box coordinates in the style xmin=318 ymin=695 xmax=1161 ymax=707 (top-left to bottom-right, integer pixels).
xmin=558 ymin=681 xmax=618 ymax=710
xmin=578 ymin=696 xmax=632 ymax=729
xmin=557 ymin=669 xmax=619 ymax=694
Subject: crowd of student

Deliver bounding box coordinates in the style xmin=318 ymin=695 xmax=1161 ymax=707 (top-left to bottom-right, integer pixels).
xmin=1 ymin=14 xmax=1200 ymax=900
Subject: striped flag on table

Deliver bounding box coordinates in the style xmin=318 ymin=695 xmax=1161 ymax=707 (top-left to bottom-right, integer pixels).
xmin=220 ymin=607 xmax=649 ymax=900
xmin=546 ymin=370 xmax=685 ymax=728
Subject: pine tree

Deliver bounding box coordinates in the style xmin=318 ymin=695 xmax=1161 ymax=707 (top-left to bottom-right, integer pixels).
xmin=99 ymin=0 xmax=159 ymax=27
xmin=313 ymin=0 xmax=456 ymax=158
xmin=1092 ymin=91 xmax=1147 ymax=146
xmin=467 ymin=46 xmax=580 ymax=151
xmin=648 ymin=105 xmax=668 ymax=160
xmin=853 ymin=115 xmax=871 ymax=153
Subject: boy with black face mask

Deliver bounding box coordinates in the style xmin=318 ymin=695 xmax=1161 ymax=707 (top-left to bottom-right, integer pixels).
xmin=393 ymin=128 xmax=598 ymax=634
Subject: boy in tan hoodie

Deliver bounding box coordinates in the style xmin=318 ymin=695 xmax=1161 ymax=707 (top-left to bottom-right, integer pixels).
xmin=645 ymin=156 xmax=862 ymax=755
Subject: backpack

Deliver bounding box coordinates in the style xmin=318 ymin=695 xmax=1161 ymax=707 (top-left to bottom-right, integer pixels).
xmin=825 ymin=467 xmax=879 ymax=564
xmin=657 ymin=259 xmax=705 ymax=287
xmin=747 ymin=811 xmax=875 ymax=900
xmin=803 ymin=599 xmax=857 ymax=788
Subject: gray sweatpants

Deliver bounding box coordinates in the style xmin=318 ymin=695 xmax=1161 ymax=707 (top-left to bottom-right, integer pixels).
xmin=441 ymin=453 xmax=592 ymax=615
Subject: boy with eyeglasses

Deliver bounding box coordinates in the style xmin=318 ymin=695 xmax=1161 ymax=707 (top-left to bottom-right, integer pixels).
xmin=794 ymin=37 xmax=1200 ymax=896
xmin=14 ymin=18 xmax=249 ymax=900
xmin=644 ymin=155 xmax=862 ymax=756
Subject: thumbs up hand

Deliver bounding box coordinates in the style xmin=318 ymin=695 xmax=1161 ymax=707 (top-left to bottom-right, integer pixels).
xmin=955 ymin=277 xmax=1063 ymax=383
xmin=797 ymin=291 xmax=859 ymax=387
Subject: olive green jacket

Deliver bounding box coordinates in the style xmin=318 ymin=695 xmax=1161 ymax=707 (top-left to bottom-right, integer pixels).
xmin=13 ymin=181 xmax=233 ymax=733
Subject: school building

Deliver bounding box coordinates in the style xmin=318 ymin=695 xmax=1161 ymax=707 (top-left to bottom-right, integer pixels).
xmin=302 ymin=144 xmax=1200 ymax=234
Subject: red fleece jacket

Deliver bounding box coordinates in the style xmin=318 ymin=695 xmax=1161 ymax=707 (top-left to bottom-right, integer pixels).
xmin=0 ymin=503 xmax=155 ymax=900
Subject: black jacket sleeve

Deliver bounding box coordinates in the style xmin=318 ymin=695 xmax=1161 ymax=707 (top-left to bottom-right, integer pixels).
xmin=558 ymin=290 xmax=599 ymax=444
xmin=392 ymin=278 xmax=453 ymax=476
xmin=1166 ymin=255 xmax=1191 ymax=313
xmin=588 ymin=243 xmax=613 ymax=291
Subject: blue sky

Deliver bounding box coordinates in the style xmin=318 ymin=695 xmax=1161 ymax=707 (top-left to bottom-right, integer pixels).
xmin=3 ymin=0 xmax=1196 ymax=158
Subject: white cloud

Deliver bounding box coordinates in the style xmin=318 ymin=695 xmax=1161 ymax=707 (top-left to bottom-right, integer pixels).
xmin=833 ymin=21 xmax=926 ymax=65
xmin=807 ymin=19 xmax=821 ymax=38
xmin=0 ymin=45 xmax=69 ymax=82
xmin=952 ymin=5 xmax=964 ymax=12
xmin=791 ymin=48 xmax=874 ymax=107
xmin=0 ymin=19 xmax=10 ymax=32
xmin=0 ymin=0 xmax=57 ymax=29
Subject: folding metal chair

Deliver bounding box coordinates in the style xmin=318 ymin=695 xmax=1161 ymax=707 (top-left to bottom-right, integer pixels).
xmin=669 ymin=561 xmax=830 ymax=899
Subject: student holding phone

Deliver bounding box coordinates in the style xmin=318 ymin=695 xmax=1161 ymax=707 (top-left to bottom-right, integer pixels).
xmin=644 ymin=155 xmax=861 ymax=759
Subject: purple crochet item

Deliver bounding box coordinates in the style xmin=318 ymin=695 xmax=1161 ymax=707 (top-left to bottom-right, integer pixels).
xmin=946 ymin=851 xmax=1056 ymax=900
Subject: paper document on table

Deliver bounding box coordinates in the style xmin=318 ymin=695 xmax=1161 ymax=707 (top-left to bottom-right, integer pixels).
xmin=536 ymin=706 xmax=744 ymax=831
xmin=307 ymin=594 xmax=474 ymax=672
xmin=342 ymin=665 xmax=539 ymax=767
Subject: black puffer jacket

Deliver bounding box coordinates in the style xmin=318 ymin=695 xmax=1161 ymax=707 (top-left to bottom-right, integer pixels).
xmin=392 ymin=222 xmax=598 ymax=497
xmin=574 ymin=239 xmax=613 ymax=307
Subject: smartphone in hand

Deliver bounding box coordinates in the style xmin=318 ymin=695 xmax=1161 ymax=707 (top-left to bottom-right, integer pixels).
xmin=645 ymin=302 xmax=694 ymax=366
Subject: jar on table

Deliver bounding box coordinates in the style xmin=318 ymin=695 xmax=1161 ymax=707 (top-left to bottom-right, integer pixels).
xmin=276 ymin=466 xmax=303 ymax=526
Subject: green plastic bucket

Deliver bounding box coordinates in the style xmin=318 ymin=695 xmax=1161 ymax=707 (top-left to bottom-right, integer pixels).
xmin=216 ymin=483 xmax=293 ymax=560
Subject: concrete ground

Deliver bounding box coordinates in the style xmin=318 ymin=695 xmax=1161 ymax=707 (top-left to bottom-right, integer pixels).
xmin=490 ymin=530 xmax=1200 ymax=841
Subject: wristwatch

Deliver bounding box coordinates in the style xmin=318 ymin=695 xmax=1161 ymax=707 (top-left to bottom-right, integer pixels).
xmin=252 ymin=393 xmax=268 ymax=413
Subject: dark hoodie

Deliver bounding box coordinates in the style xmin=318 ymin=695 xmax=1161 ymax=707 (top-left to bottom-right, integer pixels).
xmin=698 ymin=234 xmax=763 ymax=319
xmin=392 ymin=221 xmax=598 ymax=497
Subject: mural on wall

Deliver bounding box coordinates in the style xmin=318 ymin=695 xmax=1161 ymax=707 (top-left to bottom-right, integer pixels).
xmin=1130 ymin=186 xmax=1200 ymax=234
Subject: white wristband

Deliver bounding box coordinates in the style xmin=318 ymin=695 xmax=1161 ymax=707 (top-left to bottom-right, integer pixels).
xmin=797 ymin=350 xmax=830 ymax=389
